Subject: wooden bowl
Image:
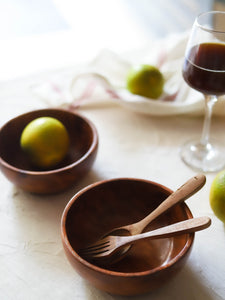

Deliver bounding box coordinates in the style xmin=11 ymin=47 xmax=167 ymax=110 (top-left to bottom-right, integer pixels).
xmin=0 ymin=108 xmax=98 ymax=194
xmin=61 ymin=178 xmax=194 ymax=296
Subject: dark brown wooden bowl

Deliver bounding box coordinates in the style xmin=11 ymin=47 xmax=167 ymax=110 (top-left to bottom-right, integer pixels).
xmin=61 ymin=178 xmax=194 ymax=296
xmin=0 ymin=108 xmax=98 ymax=194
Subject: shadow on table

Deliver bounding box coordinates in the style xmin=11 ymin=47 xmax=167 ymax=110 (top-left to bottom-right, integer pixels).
xmin=83 ymin=264 xmax=218 ymax=300
xmin=12 ymin=168 xmax=103 ymax=207
xmin=10 ymin=169 xmax=104 ymax=249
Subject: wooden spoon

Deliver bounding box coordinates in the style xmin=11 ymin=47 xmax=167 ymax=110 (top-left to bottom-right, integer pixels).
xmin=104 ymin=174 xmax=206 ymax=237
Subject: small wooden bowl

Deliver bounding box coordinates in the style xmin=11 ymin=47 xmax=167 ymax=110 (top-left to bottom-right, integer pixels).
xmin=0 ymin=108 xmax=98 ymax=194
xmin=61 ymin=178 xmax=194 ymax=296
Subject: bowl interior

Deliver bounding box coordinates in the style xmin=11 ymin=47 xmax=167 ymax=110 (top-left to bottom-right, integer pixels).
xmin=0 ymin=109 xmax=95 ymax=171
xmin=65 ymin=178 xmax=193 ymax=273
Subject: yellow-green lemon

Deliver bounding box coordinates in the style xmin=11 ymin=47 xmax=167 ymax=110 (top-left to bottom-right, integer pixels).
xmin=210 ymin=170 xmax=225 ymax=223
xmin=20 ymin=117 xmax=69 ymax=169
xmin=126 ymin=64 xmax=164 ymax=99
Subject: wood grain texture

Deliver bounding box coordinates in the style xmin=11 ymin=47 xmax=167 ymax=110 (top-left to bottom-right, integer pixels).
xmin=0 ymin=108 xmax=98 ymax=194
xmin=61 ymin=178 xmax=195 ymax=296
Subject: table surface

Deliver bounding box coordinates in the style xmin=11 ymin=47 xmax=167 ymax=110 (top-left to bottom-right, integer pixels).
xmin=1 ymin=68 xmax=225 ymax=300
xmin=0 ymin=0 xmax=215 ymax=81
xmin=1 ymin=1 xmax=225 ymax=300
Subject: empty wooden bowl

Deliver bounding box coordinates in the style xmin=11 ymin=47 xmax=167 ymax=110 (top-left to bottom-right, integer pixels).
xmin=0 ymin=108 xmax=98 ymax=194
xmin=61 ymin=178 xmax=194 ymax=296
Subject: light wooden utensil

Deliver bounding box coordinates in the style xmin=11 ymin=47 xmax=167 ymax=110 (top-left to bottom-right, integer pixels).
xmin=80 ymin=216 xmax=211 ymax=259
xmin=105 ymin=174 xmax=205 ymax=238
xmin=103 ymin=174 xmax=206 ymax=237
xmin=79 ymin=174 xmax=206 ymax=262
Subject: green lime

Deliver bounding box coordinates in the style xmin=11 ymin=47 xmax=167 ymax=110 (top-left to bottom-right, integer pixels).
xmin=20 ymin=117 xmax=70 ymax=169
xmin=210 ymin=170 xmax=225 ymax=223
xmin=126 ymin=64 xmax=164 ymax=99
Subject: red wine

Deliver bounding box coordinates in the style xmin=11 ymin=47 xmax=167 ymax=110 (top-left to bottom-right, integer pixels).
xmin=183 ymin=43 xmax=225 ymax=95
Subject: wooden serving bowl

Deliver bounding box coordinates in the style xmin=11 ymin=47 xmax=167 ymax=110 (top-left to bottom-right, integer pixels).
xmin=0 ymin=108 xmax=98 ymax=194
xmin=61 ymin=178 xmax=194 ymax=296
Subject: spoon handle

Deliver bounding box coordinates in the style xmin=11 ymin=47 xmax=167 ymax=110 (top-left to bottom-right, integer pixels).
xmin=133 ymin=174 xmax=206 ymax=234
xmin=119 ymin=216 xmax=211 ymax=247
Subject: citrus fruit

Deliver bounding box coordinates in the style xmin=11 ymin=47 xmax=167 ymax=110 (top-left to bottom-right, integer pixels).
xmin=209 ymin=170 xmax=225 ymax=223
xmin=20 ymin=117 xmax=70 ymax=169
xmin=126 ymin=64 xmax=164 ymax=99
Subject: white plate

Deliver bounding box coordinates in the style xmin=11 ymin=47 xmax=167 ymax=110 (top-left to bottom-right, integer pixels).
xmin=113 ymin=84 xmax=205 ymax=116
xmin=70 ymin=72 xmax=208 ymax=116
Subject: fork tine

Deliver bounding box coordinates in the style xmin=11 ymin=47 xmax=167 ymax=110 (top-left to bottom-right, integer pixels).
xmin=79 ymin=237 xmax=111 ymax=257
xmin=80 ymin=243 xmax=109 ymax=255
xmin=82 ymin=241 xmax=109 ymax=252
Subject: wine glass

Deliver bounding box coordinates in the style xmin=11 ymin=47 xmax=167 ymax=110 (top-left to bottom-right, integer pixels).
xmin=180 ymin=11 xmax=225 ymax=172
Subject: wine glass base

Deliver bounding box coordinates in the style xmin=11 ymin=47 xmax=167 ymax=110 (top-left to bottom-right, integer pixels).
xmin=180 ymin=139 xmax=225 ymax=172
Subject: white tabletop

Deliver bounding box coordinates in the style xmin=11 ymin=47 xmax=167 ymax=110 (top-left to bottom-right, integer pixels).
xmin=0 ymin=67 xmax=225 ymax=300
xmin=1 ymin=1 xmax=225 ymax=299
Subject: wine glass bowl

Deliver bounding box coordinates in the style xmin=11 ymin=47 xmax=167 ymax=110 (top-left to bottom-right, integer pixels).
xmin=180 ymin=11 xmax=225 ymax=172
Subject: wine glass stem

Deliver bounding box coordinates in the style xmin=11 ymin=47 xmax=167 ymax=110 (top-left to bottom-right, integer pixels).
xmin=200 ymin=95 xmax=217 ymax=146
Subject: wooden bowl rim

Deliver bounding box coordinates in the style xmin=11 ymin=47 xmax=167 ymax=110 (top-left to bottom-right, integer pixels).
xmin=0 ymin=108 xmax=98 ymax=175
xmin=61 ymin=177 xmax=194 ymax=277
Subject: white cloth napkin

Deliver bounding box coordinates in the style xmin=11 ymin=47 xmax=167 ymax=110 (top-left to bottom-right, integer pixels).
xmin=31 ymin=32 xmax=225 ymax=116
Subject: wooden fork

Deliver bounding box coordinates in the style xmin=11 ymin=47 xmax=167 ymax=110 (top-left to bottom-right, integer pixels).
xmin=79 ymin=216 xmax=211 ymax=260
